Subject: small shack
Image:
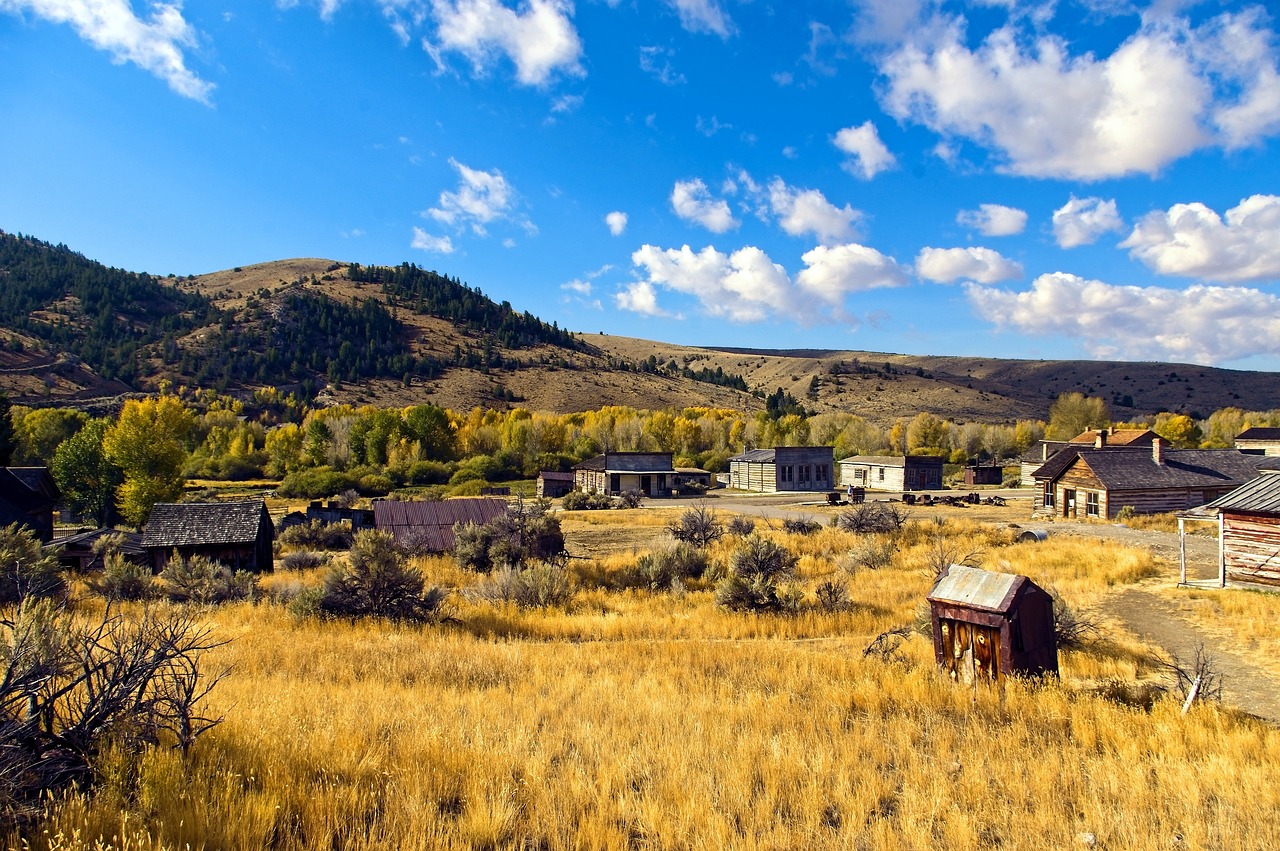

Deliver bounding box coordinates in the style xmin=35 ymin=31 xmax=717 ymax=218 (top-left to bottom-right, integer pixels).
xmin=46 ymin=528 xmax=146 ymax=572
xmin=964 ymin=464 xmax=1004 ymax=486
xmin=0 ymin=467 xmax=61 ymax=543
xmin=927 ymin=565 xmax=1058 ymax=682
xmin=537 ymin=471 xmax=575 ymax=498
xmin=142 ymin=500 xmax=275 ymax=573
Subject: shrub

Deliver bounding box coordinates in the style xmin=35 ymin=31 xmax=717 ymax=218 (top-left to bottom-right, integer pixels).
xmin=562 ymin=490 xmax=614 ymax=510
xmin=159 ymin=554 xmax=258 ymax=605
xmin=730 ymin=535 xmax=797 ymax=582
xmin=278 ymin=520 xmax=351 ymax=551
xmin=668 ymin=504 xmax=724 ymax=548
xmin=277 ymin=467 xmax=358 ymax=499
xmin=616 ymin=489 xmax=644 ymax=509
xmin=468 ymin=564 xmax=573 ymax=609
xmin=0 ymin=523 xmax=66 ymax=605
xmin=715 ymin=536 xmax=801 ymax=613
xmin=90 ymin=554 xmax=156 ymax=602
xmin=356 ymin=474 xmax=393 ymax=496
xmin=624 ymin=542 xmax=711 ymax=591
xmin=1049 ymin=587 xmax=1099 ymax=649
xmin=833 ymin=503 xmax=908 ymax=534
xmin=453 ymin=499 xmax=565 ymax=572
xmin=1115 ymin=505 xmax=1136 ymax=523
xmin=782 ymin=517 xmax=821 ymax=536
xmin=401 ymin=460 xmax=452 ymax=486
xmin=280 ymin=551 xmax=330 ymax=571
xmin=726 ymin=515 xmax=756 ymax=537
xmin=314 ymin=529 xmax=448 ymax=622
xmin=845 ymin=536 xmax=897 ymax=572
xmin=813 ymin=579 xmax=851 ymax=613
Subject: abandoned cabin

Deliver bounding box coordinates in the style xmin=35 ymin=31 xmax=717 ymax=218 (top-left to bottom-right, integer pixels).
xmin=47 ymin=528 xmax=146 ymax=572
xmin=838 ymin=454 xmax=942 ymax=492
xmin=536 ymin=471 xmax=575 ymax=499
xmin=1030 ymin=439 xmax=1274 ymax=519
xmin=1189 ymin=470 xmax=1280 ymax=588
xmin=141 ymin=499 xmax=275 ymax=573
xmin=573 ymin=452 xmax=680 ymax=497
xmin=1018 ymin=427 xmax=1159 ymax=485
xmin=927 ymin=564 xmax=1058 ymax=682
xmin=372 ymin=497 xmax=508 ymax=553
xmin=728 ymin=447 xmax=835 ymax=493
xmin=0 ymin=466 xmax=60 ymax=543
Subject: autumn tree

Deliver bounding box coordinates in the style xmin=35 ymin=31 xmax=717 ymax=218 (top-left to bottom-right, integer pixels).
xmin=51 ymin=419 xmax=122 ymax=526
xmin=1045 ymin=393 xmax=1109 ymax=440
xmin=906 ymin=412 xmax=948 ymax=455
xmin=103 ymin=397 xmax=194 ymax=527
xmin=12 ymin=407 xmax=87 ymax=464
xmin=1154 ymin=413 xmax=1203 ymax=449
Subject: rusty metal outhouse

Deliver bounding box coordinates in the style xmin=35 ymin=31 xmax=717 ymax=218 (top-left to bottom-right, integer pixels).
xmin=927 ymin=565 xmax=1058 ymax=683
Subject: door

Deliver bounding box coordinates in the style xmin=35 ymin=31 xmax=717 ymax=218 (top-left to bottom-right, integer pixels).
xmin=640 ymin=475 xmax=651 ymax=495
xmin=939 ymin=618 xmax=1002 ymax=684
xmin=1063 ymin=488 xmax=1076 ymax=518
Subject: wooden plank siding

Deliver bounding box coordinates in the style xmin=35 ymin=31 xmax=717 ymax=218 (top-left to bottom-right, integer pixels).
xmin=1222 ymin=512 xmax=1280 ymax=586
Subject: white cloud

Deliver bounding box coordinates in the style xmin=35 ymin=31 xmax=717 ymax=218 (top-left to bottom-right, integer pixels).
xmin=562 ymin=278 xmax=592 ymax=295
xmin=425 ymin=158 xmax=530 ymax=237
xmin=424 ymin=0 xmax=583 ymax=86
xmin=696 ymin=115 xmax=731 ymax=137
xmin=2 ymin=0 xmax=213 ymax=103
xmin=1121 ymin=195 xmax=1280 ymax=283
xmin=627 ymin=242 xmax=907 ymax=324
xmin=766 ymin=179 xmax=860 ymax=245
xmin=966 ymin=272 xmax=1280 ymax=364
xmin=1052 ymin=196 xmax=1124 ymax=248
xmin=411 ymin=227 xmax=455 ymax=254
xmin=670 ymin=179 xmax=739 ymax=233
xmin=874 ymin=8 xmax=1280 ymax=179
xmin=605 ymin=211 xmax=628 ymax=236
xmin=639 ymin=45 xmax=684 ymax=85
xmin=957 ymin=203 xmax=1027 ymax=236
xmin=614 ymin=281 xmax=673 ymax=317
xmin=833 ymin=122 xmax=897 ymax=179
xmin=916 ymin=246 xmax=1022 ymax=284
xmin=665 ymin=0 xmax=732 ymax=37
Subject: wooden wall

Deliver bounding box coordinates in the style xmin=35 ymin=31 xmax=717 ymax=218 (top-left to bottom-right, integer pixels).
xmin=1223 ymin=512 xmax=1280 ymax=586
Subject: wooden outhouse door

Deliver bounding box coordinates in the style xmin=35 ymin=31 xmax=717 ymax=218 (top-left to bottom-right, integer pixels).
xmin=939 ymin=619 xmax=1002 ymax=684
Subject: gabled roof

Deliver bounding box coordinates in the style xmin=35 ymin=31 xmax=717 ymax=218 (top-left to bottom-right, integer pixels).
xmin=928 ymin=565 xmax=1032 ymax=614
xmin=1019 ymin=440 xmax=1071 ymax=464
xmin=1048 ymin=448 xmax=1268 ymax=491
xmin=574 ymin=453 xmax=676 ymax=473
xmin=47 ymin=528 xmax=145 ymax=558
xmin=538 ymin=471 xmax=575 ymax=482
xmin=1201 ymin=471 xmax=1280 ymax=515
xmin=1236 ymin=427 xmax=1280 ymax=441
xmin=373 ymin=497 xmax=508 ymax=552
xmin=0 ymin=467 xmax=59 ymax=508
xmin=1069 ymin=428 xmax=1158 ymax=446
xmin=142 ymin=500 xmax=268 ymax=549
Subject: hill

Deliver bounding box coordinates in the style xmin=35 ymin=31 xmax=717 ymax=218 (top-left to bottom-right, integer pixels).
xmin=2 ymin=231 xmax=1279 ymax=425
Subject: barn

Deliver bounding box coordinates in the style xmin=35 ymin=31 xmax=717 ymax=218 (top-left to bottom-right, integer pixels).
xmin=141 ymin=500 xmax=275 ymax=573
xmin=728 ymin=447 xmax=834 ymax=493
xmin=0 ymin=467 xmax=60 ymax=543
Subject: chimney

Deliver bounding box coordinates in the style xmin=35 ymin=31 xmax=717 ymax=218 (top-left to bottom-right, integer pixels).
xmin=1152 ymin=437 xmax=1165 ymax=466
xmin=1094 ymin=430 xmax=1106 ymax=449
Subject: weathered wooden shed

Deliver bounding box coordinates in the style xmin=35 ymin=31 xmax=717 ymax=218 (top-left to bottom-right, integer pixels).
xmin=46 ymin=528 xmax=146 ymax=572
xmin=927 ymin=565 xmax=1058 ymax=682
xmin=964 ymin=464 xmax=1004 ymax=486
xmin=536 ymin=471 xmax=575 ymax=498
xmin=1188 ymin=471 xmax=1280 ymax=587
xmin=0 ymin=467 xmax=60 ymax=543
xmin=142 ymin=500 xmax=275 ymax=573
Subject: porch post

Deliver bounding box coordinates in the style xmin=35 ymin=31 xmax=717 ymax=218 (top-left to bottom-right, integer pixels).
xmin=1178 ymin=516 xmax=1186 ymax=586
xmin=1218 ymin=513 xmax=1226 ymax=588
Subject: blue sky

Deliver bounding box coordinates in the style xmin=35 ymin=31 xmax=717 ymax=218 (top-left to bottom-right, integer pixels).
xmin=3 ymin=1 xmax=1280 ymax=370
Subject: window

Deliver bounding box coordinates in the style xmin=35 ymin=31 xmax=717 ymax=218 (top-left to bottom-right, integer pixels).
xmin=1086 ymin=492 xmax=1100 ymax=517
xmin=780 ymin=465 xmax=793 ymax=483
xmin=799 ymin=465 xmax=810 ymax=483
xmin=878 ymin=467 xmax=885 ymax=481
xmin=907 ymin=469 xmax=917 ymax=485
xmin=817 ymin=464 xmax=828 ymax=482
xmin=1043 ymin=482 xmax=1055 ymax=508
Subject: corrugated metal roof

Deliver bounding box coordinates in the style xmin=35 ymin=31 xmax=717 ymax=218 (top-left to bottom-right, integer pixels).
xmin=928 ymin=565 xmax=1024 ymax=613
xmin=730 ymin=449 xmax=776 ymax=463
xmin=142 ymin=500 xmax=268 ymax=548
xmin=1202 ymin=471 xmax=1280 ymax=515
xmin=373 ymin=497 xmax=508 ymax=552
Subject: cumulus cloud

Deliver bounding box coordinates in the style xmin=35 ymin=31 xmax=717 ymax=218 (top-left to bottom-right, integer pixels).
xmin=956 ymin=203 xmax=1027 ymax=236
xmin=1052 ymin=197 xmax=1124 ymax=248
xmin=424 ymin=0 xmax=583 ymax=86
xmin=411 ymin=227 xmax=455 ymax=254
xmin=873 ymin=7 xmax=1280 ymax=179
xmin=665 ymin=0 xmax=732 ymax=37
xmin=614 ymin=280 xmax=674 ymax=317
xmin=2 ymin=0 xmax=213 ymax=103
xmin=833 ymin=122 xmax=897 ymax=179
xmin=670 ymin=179 xmax=739 ymax=233
xmin=766 ymin=179 xmax=860 ymax=245
xmin=425 ymin=158 xmax=530 ymax=237
xmin=965 ymin=272 xmax=1280 ymax=364
xmin=1121 ymin=195 xmax=1280 ymax=283
xmin=605 ymin=211 xmax=628 ymax=236
xmin=626 ymin=242 xmax=907 ymax=324
xmin=915 ymin=246 xmax=1022 ymax=284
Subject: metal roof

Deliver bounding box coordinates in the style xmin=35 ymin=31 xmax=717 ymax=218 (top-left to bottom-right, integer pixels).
xmin=573 ymin=453 xmax=676 ymax=473
xmin=1201 ymin=470 xmax=1280 ymax=515
xmin=730 ymin=449 xmax=776 ymax=463
xmin=372 ymin=497 xmax=508 ymax=552
xmin=142 ymin=500 xmax=268 ymax=548
xmin=928 ymin=565 xmax=1026 ymax=613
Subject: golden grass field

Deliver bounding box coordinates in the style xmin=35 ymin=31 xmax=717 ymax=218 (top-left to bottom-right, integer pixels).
xmin=12 ymin=508 xmax=1280 ymax=851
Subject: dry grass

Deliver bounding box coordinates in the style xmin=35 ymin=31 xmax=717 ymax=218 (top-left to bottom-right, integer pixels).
xmin=10 ymin=513 xmax=1280 ymax=851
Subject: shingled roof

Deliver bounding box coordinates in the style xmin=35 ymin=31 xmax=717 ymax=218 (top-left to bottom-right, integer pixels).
xmin=1236 ymin=427 xmax=1280 ymax=441
xmin=1039 ymin=447 xmax=1271 ymax=491
xmin=373 ymin=498 xmax=508 ymax=552
xmin=142 ymin=500 xmax=268 ymax=548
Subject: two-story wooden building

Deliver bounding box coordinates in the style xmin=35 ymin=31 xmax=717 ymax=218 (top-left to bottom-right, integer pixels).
xmin=728 ymin=447 xmax=834 ymax=493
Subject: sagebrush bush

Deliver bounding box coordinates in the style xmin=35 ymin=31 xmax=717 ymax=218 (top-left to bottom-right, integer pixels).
xmin=0 ymin=523 xmax=66 ymax=605
xmin=562 ymin=490 xmax=614 ymax=510
xmin=668 ymin=505 xmax=724 ymax=548
xmin=624 ymin=542 xmax=711 ymax=591
xmin=726 ymin=515 xmax=756 ymax=537
xmin=468 ymin=563 xmax=574 ymax=609
xmin=832 ymin=503 xmax=908 ymax=534
xmin=616 ymin=490 xmax=644 ymax=508
xmin=90 ymin=554 xmax=156 ymax=602
xmin=813 ymin=578 xmax=851 ymax=612
xmin=716 ymin=536 xmax=801 ymax=613
xmin=280 ymin=551 xmax=330 ymax=571
xmin=277 ymin=520 xmax=352 ymax=552
xmin=845 ymin=536 xmax=897 ymax=572
xmin=159 ymin=554 xmax=257 ymax=605
xmin=315 ymin=529 xmax=448 ymax=622
xmin=782 ymin=517 xmax=821 ymax=536
xmin=454 ymin=499 xmax=565 ymax=572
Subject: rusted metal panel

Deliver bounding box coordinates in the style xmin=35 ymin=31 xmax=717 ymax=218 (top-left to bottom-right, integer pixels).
xmin=928 ymin=565 xmax=1022 ymax=613
xmin=373 ymin=498 xmax=507 ymax=552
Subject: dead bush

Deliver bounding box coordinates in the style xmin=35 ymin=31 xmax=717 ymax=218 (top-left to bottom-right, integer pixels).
xmin=668 ymin=504 xmax=724 ymax=548
xmin=832 ymin=503 xmax=907 ymax=534
xmin=468 ymin=564 xmax=574 ymax=609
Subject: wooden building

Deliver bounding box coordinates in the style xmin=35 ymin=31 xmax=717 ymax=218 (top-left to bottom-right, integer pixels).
xmin=927 ymin=565 xmax=1058 ymax=682
xmin=0 ymin=467 xmax=60 ymax=543
xmin=1235 ymin=427 xmax=1280 ymax=456
xmin=536 ymin=471 xmax=575 ymax=498
xmin=373 ymin=497 xmax=508 ymax=553
xmin=46 ymin=528 xmax=145 ymax=572
xmin=573 ymin=453 xmax=678 ymax=497
xmin=1019 ymin=429 xmax=1158 ymax=486
xmin=141 ymin=499 xmax=275 ymax=573
xmin=964 ymin=464 xmax=1004 ymax=486
xmin=838 ymin=455 xmax=942 ymax=492
xmin=1030 ymin=440 xmax=1271 ymax=519
xmin=728 ymin=447 xmax=834 ymax=493
xmin=1191 ymin=472 xmax=1280 ymax=587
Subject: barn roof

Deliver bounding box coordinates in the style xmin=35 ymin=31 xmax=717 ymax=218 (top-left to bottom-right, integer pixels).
xmin=928 ymin=565 xmax=1029 ymax=614
xmin=574 ymin=453 xmax=676 ymax=473
xmin=47 ymin=528 xmax=145 ymax=558
xmin=538 ymin=471 xmax=575 ymax=482
xmin=1236 ymin=427 xmax=1280 ymax=441
xmin=0 ymin=467 xmax=59 ymax=508
xmin=372 ymin=497 xmax=508 ymax=552
xmin=1201 ymin=471 xmax=1280 ymax=515
xmin=142 ymin=500 xmax=268 ymax=549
